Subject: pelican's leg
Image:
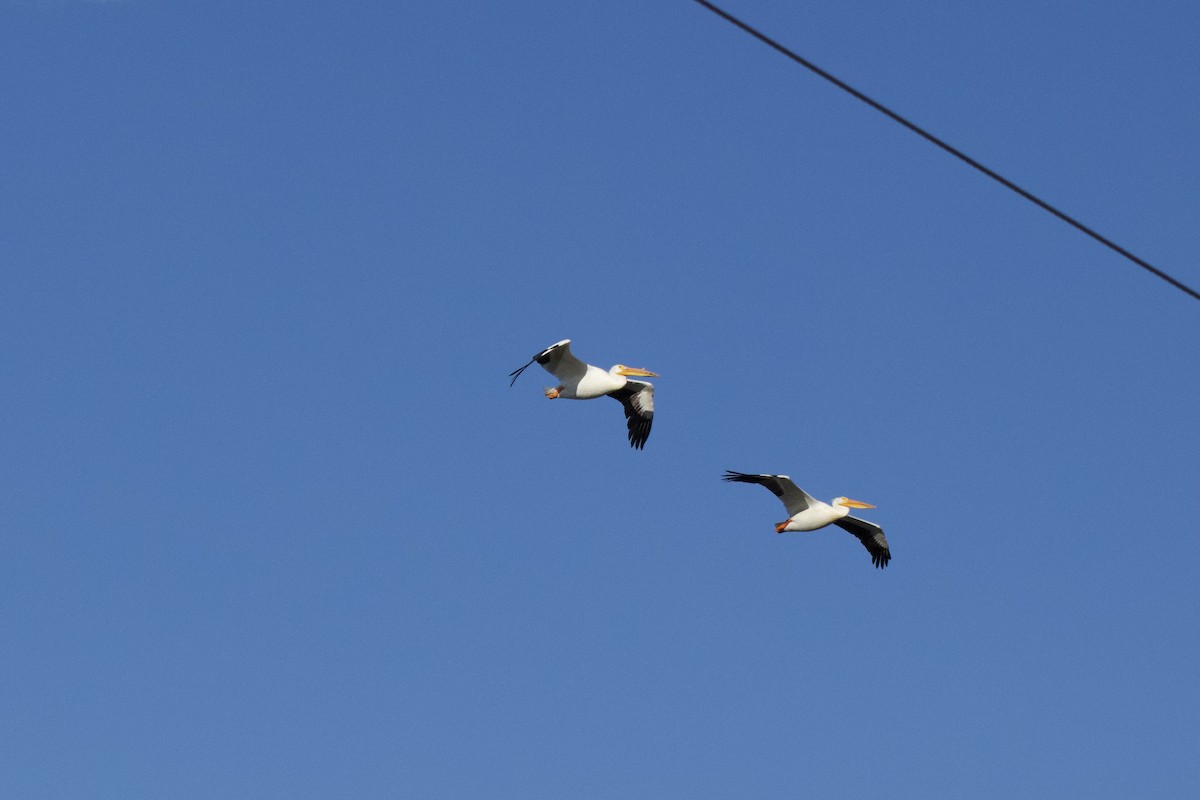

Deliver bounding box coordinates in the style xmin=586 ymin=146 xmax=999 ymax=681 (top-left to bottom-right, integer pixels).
xmin=544 ymin=386 xmax=562 ymax=399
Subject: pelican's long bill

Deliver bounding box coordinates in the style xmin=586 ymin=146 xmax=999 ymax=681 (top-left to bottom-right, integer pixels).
xmin=839 ymin=498 xmax=875 ymax=509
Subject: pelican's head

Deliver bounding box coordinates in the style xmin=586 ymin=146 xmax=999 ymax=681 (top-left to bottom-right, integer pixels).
xmin=833 ymin=497 xmax=875 ymax=509
xmin=610 ymin=364 xmax=660 ymax=378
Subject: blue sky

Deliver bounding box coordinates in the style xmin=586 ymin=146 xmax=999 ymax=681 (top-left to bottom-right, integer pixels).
xmin=3 ymin=1 xmax=1198 ymax=797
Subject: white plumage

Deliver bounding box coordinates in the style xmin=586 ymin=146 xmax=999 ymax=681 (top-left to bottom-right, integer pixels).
xmin=723 ymin=471 xmax=891 ymax=568
xmin=509 ymin=339 xmax=659 ymax=449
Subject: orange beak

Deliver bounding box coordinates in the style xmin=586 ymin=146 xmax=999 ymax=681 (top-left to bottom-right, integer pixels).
xmin=841 ymin=498 xmax=875 ymax=509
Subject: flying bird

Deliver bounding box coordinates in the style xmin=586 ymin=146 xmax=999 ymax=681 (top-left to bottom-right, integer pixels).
xmin=722 ymin=471 xmax=891 ymax=568
xmin=509 ymin=339 xmax=660 ymax=449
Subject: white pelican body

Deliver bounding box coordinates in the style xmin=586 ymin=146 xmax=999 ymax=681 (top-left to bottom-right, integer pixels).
xmin=558 ymin=362 xmax=634 ymax=400
xmin=723 ymin=471 xmax=891 ymax=568
xmin=509 ymin=339 xmax=660 ymax=449
xmin=778 ymin=499 xmax=857 ymax=532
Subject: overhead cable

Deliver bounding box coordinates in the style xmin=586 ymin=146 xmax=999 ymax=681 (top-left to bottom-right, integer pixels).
xmin=688 ymin=0 xmax=1200 ymax=303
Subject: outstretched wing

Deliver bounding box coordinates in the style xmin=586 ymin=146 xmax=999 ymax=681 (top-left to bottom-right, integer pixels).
xmin=722 ymin=471 xmax=817 ymax=516
xmin=608 ymin=379 xmax=654 ymax=449
xmin=508 ymin=339 xmax=587 ymax=386
xmin=833 ymin=515 xmax=891 ymax=569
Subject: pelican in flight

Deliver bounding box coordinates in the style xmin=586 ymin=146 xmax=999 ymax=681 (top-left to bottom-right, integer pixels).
xmin=722 ymin=471 xmax=891 ymax=568
xmin=509 ymin=339 xmax=659 ymax=449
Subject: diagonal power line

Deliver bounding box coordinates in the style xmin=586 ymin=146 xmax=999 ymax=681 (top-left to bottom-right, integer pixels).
xmin=688 ymin=0 xmax=1200 ymax=303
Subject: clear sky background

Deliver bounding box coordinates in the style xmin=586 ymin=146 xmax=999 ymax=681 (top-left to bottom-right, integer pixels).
xmin=3 ymin=1 xmax=1198 ymax=797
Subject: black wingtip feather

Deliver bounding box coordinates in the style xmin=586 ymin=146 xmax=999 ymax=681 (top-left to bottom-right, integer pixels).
xmin=509 ymin=340 xmax=568 ymax=387
xmin=626 ymin=416 xmax=650 ymax=449
xmin=508 ymin=360 xmax=533 ymax=387
xmin=721 ymin=471 xmax=787 ymax=498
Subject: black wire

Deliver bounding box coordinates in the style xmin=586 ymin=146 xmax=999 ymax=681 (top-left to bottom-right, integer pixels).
xmin=688 ymin=0 xmax=1200 ymax=303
